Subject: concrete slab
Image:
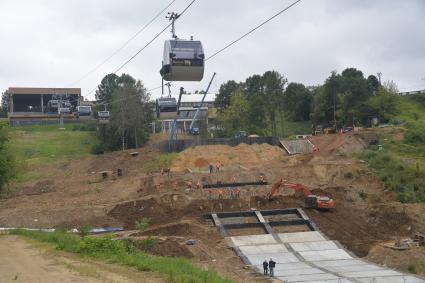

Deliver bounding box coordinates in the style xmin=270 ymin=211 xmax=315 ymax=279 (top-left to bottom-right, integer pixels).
xmin=246 ymin=252 xmax=299 ymax=265
xmin=228 ymin=234 xmax=277 ymax=246
xmin=357 ymin=276 xmax=425 ymax=283
xmin=303 ymin=280 xmax=353 ymax=283
xmin=239 ymin=244 xmax=288 ymax=255
xmin=278 ymin=231 xmax=326 ymax=243
xmin=290 ymin=241 xmax=339 ymax=252
xmin=325 ymin=263 xmax=383 ymax=273
xmin=342 ymin=269 xmax=402 ymax=278
xmin=299 ymin=249 xmax=352 ymax=261
xmin=273 ymin=267 xmax=325 ymax=277
xmin=312 ymin=259 xmax=367 ymax=268
xmin=278 ymin=272 xmax=339 ymax=282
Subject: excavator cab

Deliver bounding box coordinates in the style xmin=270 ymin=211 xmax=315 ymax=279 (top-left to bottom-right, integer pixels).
xmin=305 ymin=195 xmax=318 ymax=208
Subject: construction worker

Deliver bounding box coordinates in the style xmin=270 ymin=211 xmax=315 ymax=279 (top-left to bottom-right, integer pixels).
xmin=196 ymin=180 xmax=202 ymax=190
xmin=216 ymin=162 xmax=221 ymax=172
xmin=235 ymin=188 xmax=241 ymax=199
xmin=218 ymin=188 xmax=224 ymax=199
xmin=259 ymin=174 xmax=265 ymax=183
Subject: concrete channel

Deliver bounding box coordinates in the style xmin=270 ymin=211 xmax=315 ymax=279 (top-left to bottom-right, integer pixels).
xmin=206 ymin=209 xmax=425 ymax=283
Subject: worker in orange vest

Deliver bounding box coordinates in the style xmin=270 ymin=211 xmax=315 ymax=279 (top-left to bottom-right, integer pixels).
xmin=196 ymin=180 xmax=202 ymax=190
xmin=235 ymin=188 xmax=241 ymax=199
xmin=218 ymin=188 xmax=224 ymax=199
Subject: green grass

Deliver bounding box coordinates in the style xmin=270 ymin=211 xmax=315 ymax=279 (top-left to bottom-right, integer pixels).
xmin=276 ymin=120 xmax=311 ymax=137
xmin=143 ymin=153 xmax=177 ymax=173
xmin=357 ymin=97 xmax=425 ymax=203
xmin=11 ymin=230 xmax=232 ymax=283
xmin=9 ymin=124 xmax=97 ymax=166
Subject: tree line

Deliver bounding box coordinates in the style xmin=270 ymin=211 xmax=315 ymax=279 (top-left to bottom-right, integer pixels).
xmin=214 ymin=67 xmax=400 ymax=137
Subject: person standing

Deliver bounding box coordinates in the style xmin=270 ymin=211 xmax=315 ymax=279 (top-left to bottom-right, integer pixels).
xmin=269 ymin=258 xmax=276 ymax=277
xmin=262 ymin=259 xmax=268 ymax=275
xmin=208 ymin=164 xmax=214 ymax=174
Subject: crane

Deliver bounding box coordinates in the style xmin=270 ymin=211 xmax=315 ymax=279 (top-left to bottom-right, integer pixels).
xmin=268 ymin=179 xmax=334 ymax=210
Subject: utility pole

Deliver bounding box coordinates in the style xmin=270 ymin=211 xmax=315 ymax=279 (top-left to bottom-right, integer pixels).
xmin=377 ymin=72 xmax=382 ymax=85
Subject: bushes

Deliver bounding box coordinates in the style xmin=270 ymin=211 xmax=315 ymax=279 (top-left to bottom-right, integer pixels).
xmin=0 ymin=122 xmax=16 ymax=193
xmin=404 ymin=127 xmax=425 ymax=145
xmin=358 ymin=150 xmax=425 ymax=203
xmin=91 ymin=143 xmax=106 ymax=155
xmin=135 ymin=217 xmax=151 ymax=231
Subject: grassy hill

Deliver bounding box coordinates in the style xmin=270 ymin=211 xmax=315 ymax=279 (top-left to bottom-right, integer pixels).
xmin=8 ymin=123 xmax=98 ymax=183
xmin=358 ymin=95 xmax=425 ymax=202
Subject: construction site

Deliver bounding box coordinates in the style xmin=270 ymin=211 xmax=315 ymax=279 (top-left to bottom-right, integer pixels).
xmin=1 ymin=128 xmax=425 ymax=282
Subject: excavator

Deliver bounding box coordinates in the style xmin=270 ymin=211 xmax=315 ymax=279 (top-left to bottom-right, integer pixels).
xmin=267 ymin=179 xmax=334 ymax=210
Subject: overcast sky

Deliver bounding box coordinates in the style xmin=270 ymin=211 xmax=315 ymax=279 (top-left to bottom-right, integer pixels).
xmin=1 ymin=0 xmax=424 ymax=100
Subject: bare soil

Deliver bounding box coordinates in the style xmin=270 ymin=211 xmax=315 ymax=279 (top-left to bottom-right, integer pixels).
xmin=0 ymin=235 xmax=161 ymax=283
xmin=1 ymin=131 xmax=425 ymax=280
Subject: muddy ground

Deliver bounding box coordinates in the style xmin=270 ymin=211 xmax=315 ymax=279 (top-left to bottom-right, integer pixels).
xmin=1 ymin=131 xmax=425 ymax=280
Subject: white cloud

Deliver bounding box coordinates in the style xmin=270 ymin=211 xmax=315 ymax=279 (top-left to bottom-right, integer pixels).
xmin=0 ymin=0 xmax=424 ymax=100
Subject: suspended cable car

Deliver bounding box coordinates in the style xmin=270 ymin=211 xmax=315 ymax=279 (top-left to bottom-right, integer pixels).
xmin=160 ymin=39 xmax=205 ymax=81
xmin=156 ymin=96 xmax=177 ymax=118
xmin=98 ymin=111 xmax=110 ymax=124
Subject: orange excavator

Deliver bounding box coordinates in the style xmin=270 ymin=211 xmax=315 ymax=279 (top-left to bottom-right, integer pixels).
xmin=268 ymin=179 xmax=334 ymax=210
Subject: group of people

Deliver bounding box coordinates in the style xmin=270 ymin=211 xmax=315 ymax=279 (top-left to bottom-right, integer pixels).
xmin=263 ymin=258 xmax=276 ymax=277
xmin=208 ymin=162 xmax=222 ymax=174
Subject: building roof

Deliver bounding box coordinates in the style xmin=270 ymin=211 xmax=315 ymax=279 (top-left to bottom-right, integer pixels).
xmin=180 ymin=93 xmax=216 ymax=103
xmin=8 ymin=87 xmax=81 ymax=95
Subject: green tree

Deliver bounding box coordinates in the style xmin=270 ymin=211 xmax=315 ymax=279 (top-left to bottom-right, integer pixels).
xmin=1 ymin=90 xmax=9 ymax=118
xmin=217 ymin=91 xmax=250 ymax=136
xmin=262 ymin=70 xmax=287 ymax=137
xmin=214 ymin=80 xmax=240 ymax=109
xmin=283 ymin=83 xmax=313 ymax=121
xmin=367 ymin=86 xmax=400 ymax=122
xmin=97 ymin=74 xmax=153 ymax=151
xmin=0 ymin=122 xmax=16 ymax=193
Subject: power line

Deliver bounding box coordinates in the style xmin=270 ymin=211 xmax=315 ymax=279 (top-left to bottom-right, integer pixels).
xmin=92 ymin=0 xmax=198 ymax=107
xmin=206 ymin=0 xmax=302 ymax=61
xmin=113 ymin=0 xmax=197 ymax=74
xmin=67 ymin=0 xmax=177 ymax=87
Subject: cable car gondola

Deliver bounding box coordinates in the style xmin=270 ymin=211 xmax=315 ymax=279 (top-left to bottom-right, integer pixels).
xmin=98 ymin=111 xmax=110 ymax=124
xmin=160 ymin=39 xmax=204 ymax=81
xmin=156 ymin=96 xmax=177 ymax=118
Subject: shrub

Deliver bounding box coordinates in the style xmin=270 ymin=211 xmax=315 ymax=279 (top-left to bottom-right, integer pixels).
xmin=0 ymin=122 xmax=16 ymax=193
xmin=404 ymin=128 xmax=425 ymax=145
xmin=408 ymin=264 xmax=417 ymax=274
xmin=135 ymin=218 xmax=151 ymax=231
xmin=91 ymin=143 xmax=106 ymax=155
xmin=78 ymin=226 xmax=90 ymax=239
xmin=358 ymin=191 xmax=368 ymax=200
xmin=140 ymin=236 xmax=156 ymax=251
xmin=78 ymin=235 xmax=127 ymax=255
xmin=344 ymin=172 xmax=354 ymax=179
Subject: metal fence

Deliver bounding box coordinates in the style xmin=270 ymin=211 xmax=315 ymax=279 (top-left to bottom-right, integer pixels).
xmin=157 ymin=136 xmax=280 ymax=153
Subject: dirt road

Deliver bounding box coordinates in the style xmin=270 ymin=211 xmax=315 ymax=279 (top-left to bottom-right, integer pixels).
xmin=0 ymin=235 xmax=162 ymax=283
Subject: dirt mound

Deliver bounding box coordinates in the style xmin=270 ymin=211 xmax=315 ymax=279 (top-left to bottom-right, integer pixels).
xmin=171 ymin=143 xmax=284 ymax=171
xmin=309 ymin=133 xmax=366 ymax=160
xmin=107 ymin=194 xmax=193 ymax=227
xmin=7 ymin=180 xmax=56 ymax=198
